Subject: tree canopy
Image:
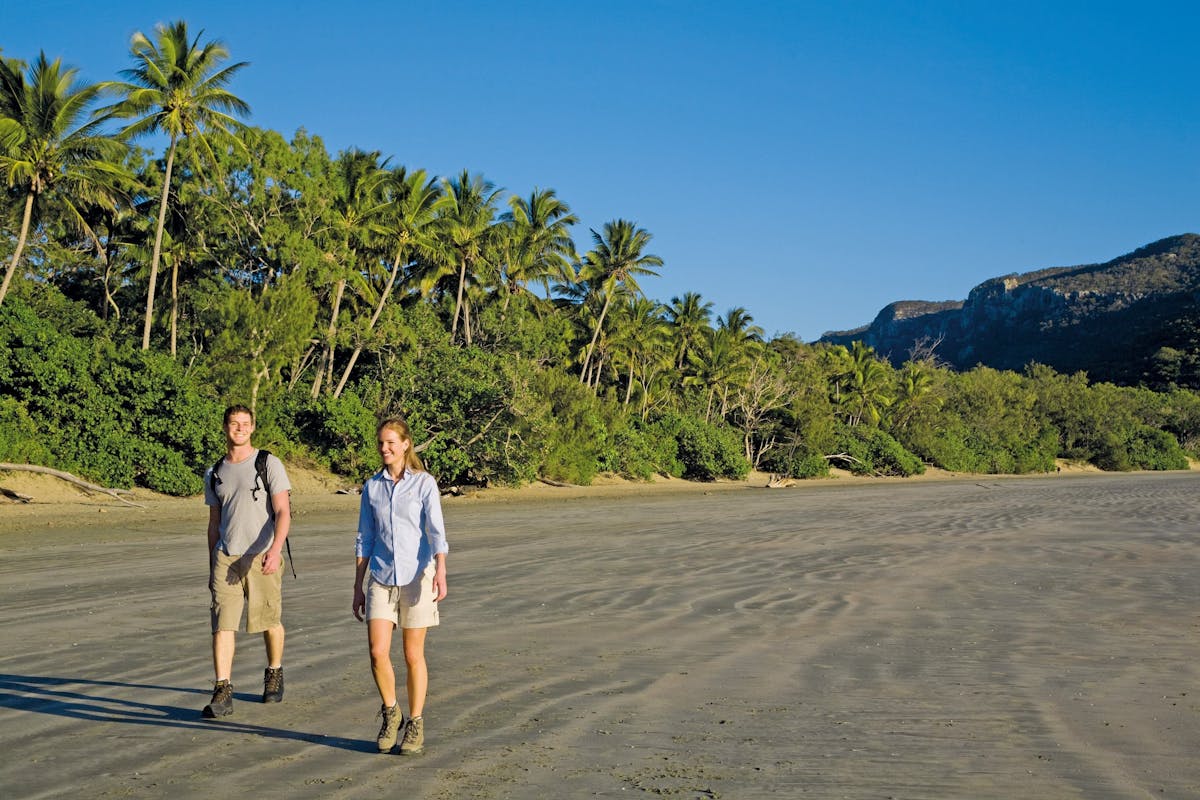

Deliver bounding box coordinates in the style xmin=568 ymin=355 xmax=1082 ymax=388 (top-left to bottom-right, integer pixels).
xmin=2 ymin=25 xmax=1198 ymax=495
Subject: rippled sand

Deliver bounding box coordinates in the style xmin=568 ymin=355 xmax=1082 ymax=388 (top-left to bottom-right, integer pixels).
xmin=2 ymin=473 xmax=1198 ymax=798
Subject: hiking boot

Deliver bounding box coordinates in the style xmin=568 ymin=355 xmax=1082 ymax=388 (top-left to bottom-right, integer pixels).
xmin=202 ymin=680 xmax=234 ymax=718
xmin=399 ymin=714 xmax=424 ymax=755
xmin=376 ymin=703 xmax=403 ymax=752
xmin=262 ymin=667 xmax=284 ymax=703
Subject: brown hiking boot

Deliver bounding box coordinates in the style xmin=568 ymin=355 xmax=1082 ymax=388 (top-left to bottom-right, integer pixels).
xmin=376 ymin=703 xmax=403 ymax=752
xmin=399 ymin=714 xmax=424 ymax=755
xmin=262 ymin=667 xmax=284 ymax=703
xmin=202 ymin=680 xmax=233 ymax=718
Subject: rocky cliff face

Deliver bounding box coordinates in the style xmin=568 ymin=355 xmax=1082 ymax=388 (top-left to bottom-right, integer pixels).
xmin=818 ymin=234 xmax=1200 ymax=386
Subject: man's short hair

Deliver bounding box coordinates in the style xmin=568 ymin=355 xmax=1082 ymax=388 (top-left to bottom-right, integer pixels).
xmin=223 ymin=404 xmax=255 ymax=424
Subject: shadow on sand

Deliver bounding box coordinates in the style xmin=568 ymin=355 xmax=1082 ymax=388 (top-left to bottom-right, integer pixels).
xmin=0 ymin=673 xmax=373 ymax=752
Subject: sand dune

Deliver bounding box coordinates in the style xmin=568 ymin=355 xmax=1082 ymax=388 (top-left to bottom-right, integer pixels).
xmin=2 ymin=472 xmax=1198 ymax=798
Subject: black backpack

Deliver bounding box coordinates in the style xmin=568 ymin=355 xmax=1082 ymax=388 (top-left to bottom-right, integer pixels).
xmin=210 ymin=449 xmax=296 ymax=578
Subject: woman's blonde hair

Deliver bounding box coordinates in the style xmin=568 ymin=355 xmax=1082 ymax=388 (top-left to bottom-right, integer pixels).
xmin=377 ymin=417 xmax=425 ymax=473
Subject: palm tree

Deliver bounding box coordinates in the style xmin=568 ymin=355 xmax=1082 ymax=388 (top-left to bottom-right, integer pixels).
xmin=717 ymin=306 xmax=765 ymax=345
xmin=667 ymin=292 xmax=713 ymax=370
xmin=608 ymin=296 xmax=671 ymax=407
xmin=890 ymin=361 xmax=939 ymax=430
xmin=332 ymin=166 xmax=441 ymax=397
xmin=841 ymin=341 xmax=894 ymax=426
xmin=432 ymin=170 xmax=502 ymax=345
xmin=312 ymin=148 xmax=389 ymax=397
xmin=498 ymin=187 xmax=578 ymax=311
xmin=101 ymin=20 xmax=249 ymax=350
xmin=684 ymin=327 xmax=748 ymax=422
xmin=0 ymin=53 xmax=127 ymax=307
xmin=577 ymin=219 xmax=663 ymax=381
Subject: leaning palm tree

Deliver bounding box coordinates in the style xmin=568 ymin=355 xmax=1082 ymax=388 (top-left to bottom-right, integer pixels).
xmin=0 ymin=53 xmax=127 ymax=307
xmin=332 ymin=166 xmax=441 ymax=398
xmin=577 ymin=219 xmax=663 ymax=382
xmin=312 ymin=148 xmax=390 ymax=397
xmin=100 ymin=20 xmax=249 ymax=349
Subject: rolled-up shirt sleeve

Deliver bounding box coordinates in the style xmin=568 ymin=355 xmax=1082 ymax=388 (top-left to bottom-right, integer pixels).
xmin=355 ymin=484 xmax=376 ymax=560
xmin=421 ymin=477 xmax=450 ymax=557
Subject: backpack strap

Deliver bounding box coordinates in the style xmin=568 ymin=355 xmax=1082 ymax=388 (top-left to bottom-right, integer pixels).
xmin=254 ymin=449 xmax=297 ymax=580
xmin=209 ymin=456 xmax=225 ymax=496
xmin=252 ymin=449 xmax=272 ymax=510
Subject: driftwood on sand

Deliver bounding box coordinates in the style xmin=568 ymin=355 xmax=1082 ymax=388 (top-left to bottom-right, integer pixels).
xmin=0 ymin=463 xmax=145 ymax=508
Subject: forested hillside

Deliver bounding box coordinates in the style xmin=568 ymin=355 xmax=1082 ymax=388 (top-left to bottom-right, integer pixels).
xmin=4 ymin=22 xmax=1199 ymax=495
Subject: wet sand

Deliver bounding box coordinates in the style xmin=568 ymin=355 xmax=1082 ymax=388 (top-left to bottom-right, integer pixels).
xmin=2 ymin=472 xmax=1199 ymax=799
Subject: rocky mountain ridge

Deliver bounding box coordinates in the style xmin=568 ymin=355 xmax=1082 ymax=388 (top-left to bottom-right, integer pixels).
xmin=818 ymin=234 xmax=1200 ymax=387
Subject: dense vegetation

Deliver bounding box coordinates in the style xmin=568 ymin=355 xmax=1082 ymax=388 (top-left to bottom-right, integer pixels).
xmin=2 ymin=23 xmax=1198 ymax=495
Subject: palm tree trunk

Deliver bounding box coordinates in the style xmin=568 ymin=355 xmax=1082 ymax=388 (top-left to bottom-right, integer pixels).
xmin=581 ymin=294 xmax=613 ymax=382
xmin=0 ymin=191 xmax=35 ymax=308
xmin=86 ymin=225 xmax=121 ymax=321
xmin=169 ymin=258 xmax=179 ymax=358
xmin=451 ymin=257 xmax=468 ymax=341
xmin=312 ymin=278 xmax=346 ymax=398
xmin=289 ymin=344 xmax=318 ymax=391
xmin=591 ymin=353 xmax=607 ymax=389
xmin=463 ymin=297 xmax=473 ymax=346
xmin=142 ymin=135 xmax=178 ymax=350
xmin=334 ymin=248 xmax=405 ymax=399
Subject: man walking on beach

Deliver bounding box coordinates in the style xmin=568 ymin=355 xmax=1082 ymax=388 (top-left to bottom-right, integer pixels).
xmin=202 ymin=404 xmax=292 ymax=718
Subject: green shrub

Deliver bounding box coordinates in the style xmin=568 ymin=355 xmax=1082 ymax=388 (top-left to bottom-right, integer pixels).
xmin=653 ymin=412 xmax=749 ymax=480
xmin=291 ymin=390 xmax=379 ymax=477
xmin=600 ymin=415 xmax=682 ymax=480
xmin=367 ymin=344 xmax=540 ymax=486
xmin=0 ymin=397 xmax=52 ymax=464
xmin=529 ymin=368 xmax=607 ymax=485
xmin=758 ymin=445 xmax=830 ymax=479
xmin=1094 ymin=425 xmax=1189 ymax=471
xmin=834 ymin=424 xmax=924 ymax=476
xmin=0 ymin=295 xmax=222 ymax=494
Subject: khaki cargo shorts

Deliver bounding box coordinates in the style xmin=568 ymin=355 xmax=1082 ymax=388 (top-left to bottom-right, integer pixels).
xmin=210 ymin=549 xmax=283 ymax=634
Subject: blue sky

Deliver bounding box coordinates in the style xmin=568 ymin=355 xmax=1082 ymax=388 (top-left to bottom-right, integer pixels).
xmin=6 ymin=1 xmax=1198 ymax=341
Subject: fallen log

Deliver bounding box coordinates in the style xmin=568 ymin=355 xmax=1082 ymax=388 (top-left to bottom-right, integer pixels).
xmin=539 ymin=478 xmax=581 ymax=488
xmin=0 ymin=486 xmax=33 ymax=503
xmin=0 ymin=463 xmax=145 ymax=508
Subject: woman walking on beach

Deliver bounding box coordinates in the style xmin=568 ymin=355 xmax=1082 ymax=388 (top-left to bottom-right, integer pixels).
xmin=353 ymin=417 xmax=449 ymax=755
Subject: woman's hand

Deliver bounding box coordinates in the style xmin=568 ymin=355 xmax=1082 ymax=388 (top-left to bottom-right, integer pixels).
xmin=433 ymin=564 xmax=448 ymax=602
xmin=352 ymin=585 xmax=366 ymax=621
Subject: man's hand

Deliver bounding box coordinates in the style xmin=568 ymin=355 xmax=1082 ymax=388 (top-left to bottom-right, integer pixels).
xmin=261 ymin=549 xmax=282 ymax=576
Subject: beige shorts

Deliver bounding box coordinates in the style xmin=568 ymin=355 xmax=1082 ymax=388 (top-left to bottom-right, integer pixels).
xmin=210 ymin=549 xmax=283 ymax=634
xmin=365 ymin=563 xmax=440 ymax=629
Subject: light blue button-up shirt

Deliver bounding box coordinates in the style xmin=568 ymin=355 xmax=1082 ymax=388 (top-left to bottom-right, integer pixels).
xmin=355 ymin=469 xmax=449 ymax=587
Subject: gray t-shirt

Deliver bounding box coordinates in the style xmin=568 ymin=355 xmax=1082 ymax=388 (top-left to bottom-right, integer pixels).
xmin=204 ymin=449 xmax=291 ymax=555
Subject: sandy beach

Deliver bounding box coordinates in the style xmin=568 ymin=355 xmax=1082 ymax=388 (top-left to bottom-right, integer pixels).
xmin=2 ymin=468 xmax=1199 ymax=799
